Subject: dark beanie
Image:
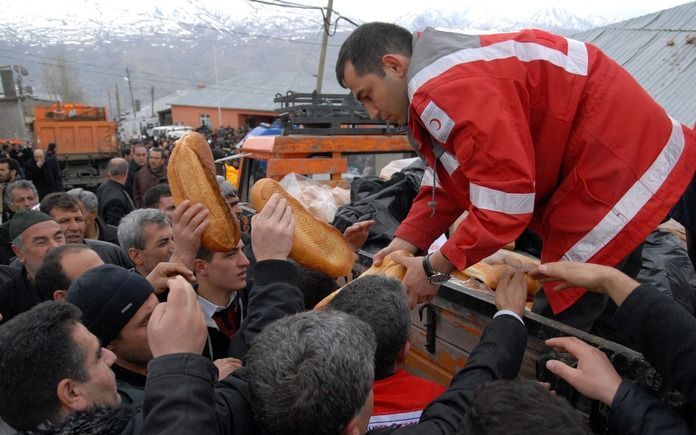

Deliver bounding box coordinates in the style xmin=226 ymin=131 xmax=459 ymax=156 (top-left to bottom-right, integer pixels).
xmin=67 ymin=264 xmax=154 ymax=345
xmin=9 ymin=210 xmax=54 ymax=241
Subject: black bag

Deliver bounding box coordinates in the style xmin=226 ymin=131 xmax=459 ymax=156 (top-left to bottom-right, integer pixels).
xmin=333 ymin=161 xmax=424 ymax=253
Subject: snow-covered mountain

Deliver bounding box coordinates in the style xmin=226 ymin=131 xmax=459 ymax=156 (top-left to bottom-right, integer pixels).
xmin=0 ymin=1 xmax=615 ymax=109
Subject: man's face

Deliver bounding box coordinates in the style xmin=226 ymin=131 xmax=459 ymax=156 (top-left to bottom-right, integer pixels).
xmin=225 ymin=193 xmax=242 ymax=222
xmin=203 ymin=240 xmax=250 ymax=291
xmin=136 ymin=223 xmax=174 ymax=275
xmin=76 ymin=202 xmax=96 ymax=234
xmin=61 ymin=249 xmax=104 ymax=282
xmin=0 ymin=163 xmax=15 ymax=183
xmin=33 ymin=150 xmax=45 ymax=167
xmin=157 ymin=196 xmax=176 ymax=221
xmin=70 ymin=323 xmax=120 ymax=408
xmin=9 ymin=188 xmax=38 ymax=212
xmin=148 ymin=151 xmax=164 ymax=170
xmin=50 ymin=208 xmax=86 ymax=244
xmin=342 ymin=60 xmax=410 ymax=125
xmin=108 ymin=293 xmax=158 ymax=364
xmin=14 ymin=220 xmax=65 ymax=276
xmin=133 ymin=147 xmax=147 ymax=166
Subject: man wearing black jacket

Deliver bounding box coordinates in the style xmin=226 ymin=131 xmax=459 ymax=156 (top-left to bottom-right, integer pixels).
xmin=97 ymin=158 xmax=135 ymax=227
xmin=533 ymin=261 xmax=694 ymax=434
xmin=139 ymin=268 xmax=531 ymax=435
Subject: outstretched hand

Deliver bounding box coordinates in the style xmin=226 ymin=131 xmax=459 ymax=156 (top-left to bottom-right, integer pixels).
xmin=343 ymin=220 xmax=375 ymax=252
xmin=545 ymin=336 xmax=622 ymax=406
xmin=495 ymin=269 xmax=527 ymax=317
xmin=391 ymin=254 xmax=438 ymax=308
xmin=147 ymin=276 xmax=207 ymax=358
xmin=146 ymin=262 xmax=195 ymax=294
xmin=170 ymin=200 xmax=210 ymax=268
xmin=529 ymin=261 xmax=639 ymax=306
xmin=373 ymin=237 xmax=418 ymax=267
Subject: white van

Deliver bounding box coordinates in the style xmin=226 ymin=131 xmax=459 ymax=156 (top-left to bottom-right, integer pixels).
xmin=151 ymin=125 xmax=193 ymax=140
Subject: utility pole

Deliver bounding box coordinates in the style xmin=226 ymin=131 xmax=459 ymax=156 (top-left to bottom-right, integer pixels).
xmin=213 ymin=42 xmax=222 ymax=128
xmin=107 ymin=89 xmax=113 ymax=120
xmin=115 ymin=83 xmax=122 ymax=121
xmin=151 ymin=86 xmax=155 ymax=117
xmin=125 ymin=67 xmax=136 ymax=119
xmin=315 ymin=0 xmax=333 ymax=93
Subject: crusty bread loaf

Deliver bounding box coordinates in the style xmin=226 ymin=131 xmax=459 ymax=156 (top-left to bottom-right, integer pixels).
xmin=453 ymin=249 xmax=540 ymax=296
xmin=251 ymin=178 xmax=353 ymax=277
xmin=168 ymin=132 xmax=240 ymax=251
xmin=314 ymin=250 xmax=412 ymax=310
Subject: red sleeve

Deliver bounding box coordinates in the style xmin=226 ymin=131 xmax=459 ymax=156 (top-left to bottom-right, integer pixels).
xmin=412 ymin=76 xmax=537 ymax=270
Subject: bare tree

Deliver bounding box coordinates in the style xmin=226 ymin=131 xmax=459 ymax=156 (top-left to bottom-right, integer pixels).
xmin=40 ymin=47 xmax=84 ymax=102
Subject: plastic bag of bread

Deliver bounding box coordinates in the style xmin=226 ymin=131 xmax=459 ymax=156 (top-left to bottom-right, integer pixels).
xmin=280 ymin=173 xmax=349 ymax=223
xmin=251 ymin=178 xmax=354 ymax=277
xmin=314 ymin=250 xmax=412 ymax=310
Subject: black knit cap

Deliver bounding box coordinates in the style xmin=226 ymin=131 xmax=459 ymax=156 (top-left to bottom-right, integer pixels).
xmin=9 ymin=210 xmax=54 ymax=240
xmin=67 ymin=264 xmax=154 ymax=345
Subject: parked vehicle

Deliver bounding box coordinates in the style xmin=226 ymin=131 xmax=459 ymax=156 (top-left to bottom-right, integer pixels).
xmin=33 ymin=102 xmax=118 ymax=188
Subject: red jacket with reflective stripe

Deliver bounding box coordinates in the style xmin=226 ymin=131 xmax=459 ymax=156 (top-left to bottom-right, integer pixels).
xmin=394 ymin=28 xmax=695 ymax=313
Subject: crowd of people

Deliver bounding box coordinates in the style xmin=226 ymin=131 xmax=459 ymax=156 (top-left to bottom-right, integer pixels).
xmin=0 ymin=21 xmax=695 ymax=435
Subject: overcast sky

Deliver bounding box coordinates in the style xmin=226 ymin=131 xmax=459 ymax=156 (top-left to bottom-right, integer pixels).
xmin=3 ymin=0 xmax=691 ymax=25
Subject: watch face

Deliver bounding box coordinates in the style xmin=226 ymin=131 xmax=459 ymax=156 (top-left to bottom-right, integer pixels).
xmin=429 ymin=273 xmax=450 ymax=285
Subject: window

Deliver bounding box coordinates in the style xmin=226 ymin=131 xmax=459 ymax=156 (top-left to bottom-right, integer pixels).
xmin=200 ymin=113 xmax=211 ymax=128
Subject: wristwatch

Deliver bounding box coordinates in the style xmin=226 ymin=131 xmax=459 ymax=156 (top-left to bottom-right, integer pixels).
xmin=422 ymin=253 xmax=451 ymax=285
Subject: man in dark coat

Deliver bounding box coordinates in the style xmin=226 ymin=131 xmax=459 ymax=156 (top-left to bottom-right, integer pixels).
xmin=23 ymin=149 xmax=63 ymax=199
xmin=97 ymin=158 xmax=135 ymax=227
xmin=132 ymin=148 xmax=167 ymax=208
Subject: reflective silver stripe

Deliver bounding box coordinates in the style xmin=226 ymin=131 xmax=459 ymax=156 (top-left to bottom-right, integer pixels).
xmin=440 ymin=151 xmax=460 ymax=175
xmin=562 ymin=118 xmax=685 ymax=262
xmin=470 ymin=182 xmax=535 ymax=214
xmin=409 ymin=37 xmax=588 ymax=100
xmin=421 ymin=167 xmax=441 ymax=188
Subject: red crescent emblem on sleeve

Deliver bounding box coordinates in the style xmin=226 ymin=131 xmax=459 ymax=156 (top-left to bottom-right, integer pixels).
xmin=429 ymin=118 xmax=442 ymax=130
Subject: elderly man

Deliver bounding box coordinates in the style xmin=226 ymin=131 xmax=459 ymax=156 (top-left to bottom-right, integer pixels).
xmin=133 ymin=147 xmax=167 ymax=208
xmin=0 ymin=157 xmax=21 ymax=223
xmin=0 ymin=180 xmax=39 ymax=265
xmin=97 ymin=157 xmax=135 ymax=227
xmin=39 ymin=193 xmax=132 ymax=269
xmin=68 ymin=188 xmax=120 ymax=245
xmin=118 ymin=209 xmax=175 ymax=277
xmin=23 ymin=148 xmax=63 ymax=199
xmin=0 ymin=211 xmax=65 ymax=325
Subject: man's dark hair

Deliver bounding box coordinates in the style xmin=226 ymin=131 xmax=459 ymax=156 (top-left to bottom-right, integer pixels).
xmin=296 ymin=265 xmax=339 ymax=309
xmin=196 ymin=244 xmax=214 ymax=263
xmin=460 ymin=380 xmax=592 ymax=435
xmin=40 ymin=192 xmax=80 ymax=215
xmin=0 ymin=302 xmax=88 ymax=431
xmin=35 ymin=244 xmax=93 ymax=301
xmin=328 ymin=275 xmax=410 ymax=379
xmin=0 ymin=157 xmax=20 ymax=173
xmin=247 ymin=310 xmax=376 ymax=435
xmin=142 ymin=183 xmax=171 ymax=209
xmin=336 ymin=22 xmax=413 ymax=87
xmin=148 ymin=147 xmax=164 ymax=158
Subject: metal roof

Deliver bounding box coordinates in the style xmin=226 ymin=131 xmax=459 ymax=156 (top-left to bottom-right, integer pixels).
xmin=164 ymin=63 xmax=346 ymax=112
xmin=573 ymin=2 xmax=696 ymax=126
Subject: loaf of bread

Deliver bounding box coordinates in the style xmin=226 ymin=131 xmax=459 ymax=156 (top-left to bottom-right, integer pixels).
xmin=251 ymin=178 xmax=354 ymax=277
xmin=314 ymin=250 xmax=413 ymax=310
xmin=453 ymin=249 xmax=540 ymax=296
xmin=168 ymin=132 xmax=240 ymax=251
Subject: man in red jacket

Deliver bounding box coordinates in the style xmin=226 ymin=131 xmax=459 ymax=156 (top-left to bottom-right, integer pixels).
xmin=335 ymin=22 xmax=695 ymax=330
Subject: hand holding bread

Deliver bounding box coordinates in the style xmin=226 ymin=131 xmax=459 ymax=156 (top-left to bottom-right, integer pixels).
xmin=168 ymin=132 xmax=240 ymax=251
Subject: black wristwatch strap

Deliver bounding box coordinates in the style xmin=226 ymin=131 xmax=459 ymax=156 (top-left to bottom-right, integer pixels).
xmin=422 ymin=253 xmax=435 ymax=277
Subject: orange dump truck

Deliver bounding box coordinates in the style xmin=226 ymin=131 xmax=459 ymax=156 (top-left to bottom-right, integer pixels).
xmin=33 ymin=102 xmax=118 ymax=188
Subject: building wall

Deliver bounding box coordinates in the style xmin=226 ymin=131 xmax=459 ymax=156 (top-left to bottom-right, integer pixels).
xmin=171 ymin=105 xmax=276 ymax=130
